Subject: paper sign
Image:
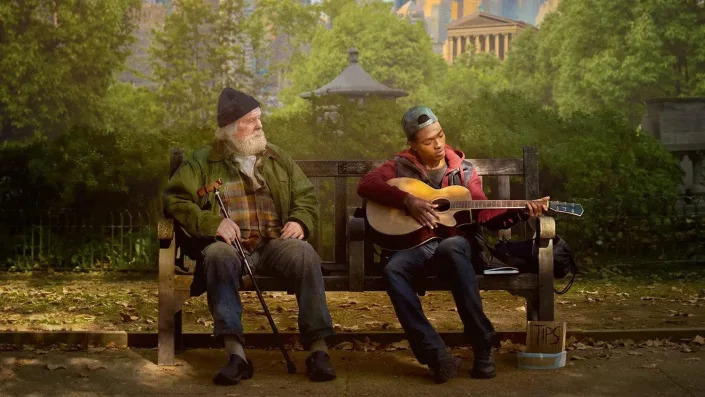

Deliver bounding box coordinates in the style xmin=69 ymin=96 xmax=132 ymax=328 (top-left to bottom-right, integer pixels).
xmin=526 ymin=321 xmax=566 ymax=354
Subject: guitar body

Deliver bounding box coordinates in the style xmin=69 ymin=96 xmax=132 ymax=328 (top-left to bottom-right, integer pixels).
xmin=366 ymin=178 xmax=473 ymax=250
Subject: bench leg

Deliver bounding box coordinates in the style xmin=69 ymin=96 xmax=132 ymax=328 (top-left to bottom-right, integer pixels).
xmin=525 ymin=292 xmax=539 ymax=322
xmin=158 ymin=237 xmax=177 ymax=366
xmin=537 ymin=238 xmax=555 ymax=321
xmin=175 ymin=310 xmax=183 ymax=353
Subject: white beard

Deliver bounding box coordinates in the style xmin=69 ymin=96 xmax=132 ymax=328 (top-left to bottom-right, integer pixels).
xmin=216 ymin=123 xmax=267 ymax=155
xmin=232 ymin=130 xmax=267 ymax=155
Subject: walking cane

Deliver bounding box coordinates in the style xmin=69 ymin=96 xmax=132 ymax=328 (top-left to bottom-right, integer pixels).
xmin=210 ymin=182 xmax=297 ymax=374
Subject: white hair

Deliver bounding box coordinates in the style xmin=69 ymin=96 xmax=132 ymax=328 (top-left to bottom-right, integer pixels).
xmin=215 ymin=120 xmax=239 ymax=142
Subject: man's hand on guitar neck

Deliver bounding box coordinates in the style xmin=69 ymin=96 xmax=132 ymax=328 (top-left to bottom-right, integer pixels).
xmin=523 ymin=196 xmax=550 ymax=219
xmin=403 ymin=195 xmax=440 ymax=229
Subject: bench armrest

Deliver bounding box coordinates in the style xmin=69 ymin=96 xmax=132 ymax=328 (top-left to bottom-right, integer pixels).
xmin=158 ymin=218 xmax=175 ymax=249
xmin=537 ymin=215 xmax=556 ymax=239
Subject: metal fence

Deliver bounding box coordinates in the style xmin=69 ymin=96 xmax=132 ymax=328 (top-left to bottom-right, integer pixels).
xmin=1 ymin=196 xmax=704 ymax=271
xmin=556 ymin=196 xmax=705 ymax=264
xmin=1 ymin=209 xmax=155 ymax=271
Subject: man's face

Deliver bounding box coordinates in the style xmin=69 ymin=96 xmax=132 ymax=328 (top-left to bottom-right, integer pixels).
xmin=219 ymin=107 xmax=267 ymax=155
xmin=235 ymin=107 xmax=263 ymax=141
xmin=409 ymin=121 xmax=446 ymax=166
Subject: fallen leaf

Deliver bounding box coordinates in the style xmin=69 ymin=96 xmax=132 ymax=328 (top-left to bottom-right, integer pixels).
xmin=46 ymin=362 xmax=66 ymax=371
xmin=342 ymin=325 xmax=359 ymax=332
xmin=391 ymin=340 xmax=410 ymax=350
xmin=364 ymin=321 xmax=383 ymax=328
xmin=332 ymin=323 xmax=343 ymax=332
xmin=335 ymin=342 xmax=353 ymax=351
xmin=684 ymin=357 xmax=701 ymax=361
xmin=681 ymin=344 xmax=693 ymax=353
xmin=570 ymin=355 xmax=585 ymax=361
xmin=0 ymin=366 xmax=15 ymax=381
xmin=86 ymin=362 xmax=106 ymax=371
xmin=692 ymin=335 xmax=705 ymax=345
xmin=627 ymin=351 xmax=642 ymax=356
xmin=640 ymin=364 xmax=658 ymax=369
xmin=514 ymin=306 xmax=526 ymax=312
xmin=119 ymin=312 xmax=139 ymax=322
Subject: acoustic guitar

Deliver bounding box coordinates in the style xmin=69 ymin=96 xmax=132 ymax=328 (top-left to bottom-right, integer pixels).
xmin=366 ymin=178 xmax=583 ymax=250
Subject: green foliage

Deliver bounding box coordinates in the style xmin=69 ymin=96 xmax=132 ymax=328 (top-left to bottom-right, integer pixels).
xmin=0 ymin=0 xmax=141 ymax=140
xmin=150 ymin=0 xmax=263 ymax=131
xmin=503 ymin=0 xmax=705 ymax=122
xmin=250 ymin=0 xmax=319 ymax=87
xmin=281 ymin=0 xmax=445 ymax=105
xmin=265 ymin=97 xmax=407 ymax=160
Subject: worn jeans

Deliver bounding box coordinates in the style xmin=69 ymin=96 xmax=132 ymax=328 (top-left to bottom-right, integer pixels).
xmin=383 ymin=236 xmax=495 ymax=365
xmin=201 ymin=238 xmax=335 ymax=350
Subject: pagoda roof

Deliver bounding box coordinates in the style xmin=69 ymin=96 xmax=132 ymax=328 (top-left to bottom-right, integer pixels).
xmin=300 ymin=48 xmax=408 ymax=99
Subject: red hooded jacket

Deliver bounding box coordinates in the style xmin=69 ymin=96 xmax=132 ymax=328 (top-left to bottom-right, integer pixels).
xmin=357 ymin=145 xmax=524 ymax=231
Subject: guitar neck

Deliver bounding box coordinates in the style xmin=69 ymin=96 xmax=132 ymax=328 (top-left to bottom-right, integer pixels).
xmin=451 ymin=200 xmax=531 ymax=210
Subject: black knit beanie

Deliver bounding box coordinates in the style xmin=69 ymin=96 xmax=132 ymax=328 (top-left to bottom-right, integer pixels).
xmin=217 ymin=87 xmax=260 ymax=127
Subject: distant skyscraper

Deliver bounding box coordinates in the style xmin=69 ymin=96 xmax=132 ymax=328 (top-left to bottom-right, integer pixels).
xmin=394 ymin=0 xmax=408 ymax=10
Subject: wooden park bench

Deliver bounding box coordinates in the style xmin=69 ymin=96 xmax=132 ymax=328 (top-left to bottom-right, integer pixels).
xmin=156 ymin=146 xmax=556 ymax=365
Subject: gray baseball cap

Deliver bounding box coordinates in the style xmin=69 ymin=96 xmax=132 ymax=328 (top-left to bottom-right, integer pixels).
xmin=401 ymin=106 xmax=438 ymax=139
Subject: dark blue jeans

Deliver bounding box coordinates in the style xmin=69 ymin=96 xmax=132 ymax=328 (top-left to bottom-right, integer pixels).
xmin=201 ymin=238 xmax=335 ymax=350
xmin=383 ymin=236 xmax=495 ymax=365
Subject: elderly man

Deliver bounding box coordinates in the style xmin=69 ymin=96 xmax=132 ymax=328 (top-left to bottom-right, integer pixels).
xmin=164 ymin=88 xmax=336 ymax=385
xmin=358 ymin=106 xmax=548 ymax=383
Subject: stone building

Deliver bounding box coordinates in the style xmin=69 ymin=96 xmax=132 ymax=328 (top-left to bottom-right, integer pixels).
xmin=443 ymin=11 xmax=533 ymax=63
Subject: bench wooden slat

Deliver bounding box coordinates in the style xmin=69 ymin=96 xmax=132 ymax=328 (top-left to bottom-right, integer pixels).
xmin=498 ymin=175 xmax=512 ymax=240
xmin=296 ymin=159 xmax=524 ymax=177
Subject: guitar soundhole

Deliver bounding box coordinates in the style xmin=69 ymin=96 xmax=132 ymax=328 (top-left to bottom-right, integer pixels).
xmin=433 ymin=198 xmax=451 ymax=212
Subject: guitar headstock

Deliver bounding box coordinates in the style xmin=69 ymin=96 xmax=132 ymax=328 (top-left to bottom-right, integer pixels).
xmin=548 ymin=201 xmax=584 ymax=217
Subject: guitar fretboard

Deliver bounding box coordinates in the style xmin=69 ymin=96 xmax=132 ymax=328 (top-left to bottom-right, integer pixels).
xmin=450 ymin=200 xmax=530 ymax=210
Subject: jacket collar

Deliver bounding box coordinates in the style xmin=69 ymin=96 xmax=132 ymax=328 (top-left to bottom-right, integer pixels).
xmin=207 ymin=139 xmax=278 ymax=162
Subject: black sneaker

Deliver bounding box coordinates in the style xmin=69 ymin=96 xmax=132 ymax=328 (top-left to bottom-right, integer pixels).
xmin=470 ymin=346 xmax=496 ymax=379
xmin=305 ymin=351 xmax=336 ymax=382
xmin=429 ymin=355 xmax=462 ymax=384
xmin=213 ymin=354 xmax=254 ymax=385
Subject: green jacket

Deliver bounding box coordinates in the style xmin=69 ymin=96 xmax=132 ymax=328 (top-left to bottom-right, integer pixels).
xmin=164 ymin=141 xmax=318 ymax=241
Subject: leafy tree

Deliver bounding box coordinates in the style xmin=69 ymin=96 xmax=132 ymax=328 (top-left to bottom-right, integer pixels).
xmin=249 ymin=0 xmax=319 ymax=89
xmin=150 ymin=0 xmax=259 ymax=131
xmin=0 ymin=0 xmax=141 ymax=141
xmin=504 ymin=0 xmax=705 ymax=122
xmin=281 ymin=0 xmax=445 ymax=106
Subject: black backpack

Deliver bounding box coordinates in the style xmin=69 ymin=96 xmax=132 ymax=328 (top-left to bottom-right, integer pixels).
xmin=490 ymin=235 xmax=577 ymax=294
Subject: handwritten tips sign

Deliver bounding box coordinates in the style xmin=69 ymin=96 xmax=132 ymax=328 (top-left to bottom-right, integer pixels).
xmin=526 ymin=321 xmax=566 ymax=354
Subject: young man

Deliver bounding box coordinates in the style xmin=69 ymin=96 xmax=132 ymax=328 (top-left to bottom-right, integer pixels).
xmin=164 ymin=88 xmax=336 ymax=385
xmin=357 ymin=106 xmax=548 ymax=383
